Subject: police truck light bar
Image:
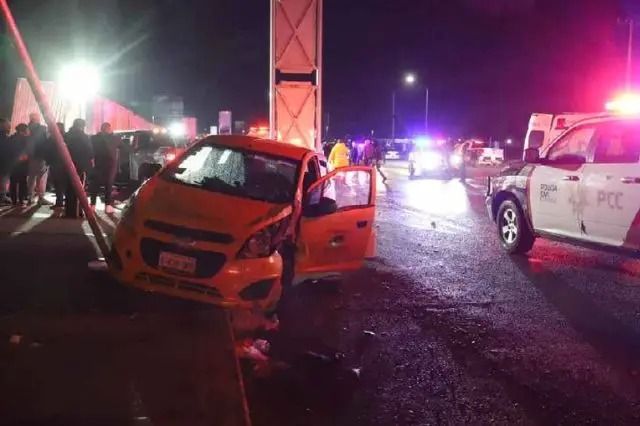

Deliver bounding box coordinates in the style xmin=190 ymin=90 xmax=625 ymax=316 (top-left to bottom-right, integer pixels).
xmin=605 ymin=93 xmax=640 ymax=115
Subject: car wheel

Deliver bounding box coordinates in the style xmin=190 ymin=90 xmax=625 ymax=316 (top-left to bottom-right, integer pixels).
xmin=497 ymin=199 xmax=535 ymax=254
xmin=279 ymin=241 xmax=295 ymax=291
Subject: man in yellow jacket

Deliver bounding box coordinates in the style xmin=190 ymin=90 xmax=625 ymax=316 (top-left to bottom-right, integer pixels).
xmin=328 ymin=139 xmax=350 ymax=170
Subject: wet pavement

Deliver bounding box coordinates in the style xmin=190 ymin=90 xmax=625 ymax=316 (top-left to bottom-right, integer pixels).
xmin=248 ymin=163 xmax=640 ymax=425
xmin=0 ymin=205 xmax=247 ymax=425
xmin=2 ymin=162 xmax=640 ymax=425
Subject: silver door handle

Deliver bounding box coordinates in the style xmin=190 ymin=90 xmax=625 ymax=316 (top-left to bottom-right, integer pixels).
xmin=621 ymin=177 xmax=640 ymax=184
xmin=562 ymin=175 xmax=580 ymax=181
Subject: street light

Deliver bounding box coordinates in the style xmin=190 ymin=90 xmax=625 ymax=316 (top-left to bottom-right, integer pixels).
xmin=58 ymin=61 xmax=101 ymax=120
xmin=59 ymin=61 xmax=101 ymax=101
xmin=392 ymin=73 xmax=429 ymax=142
xmin=404 ymin=73 xmax=417 ymax=85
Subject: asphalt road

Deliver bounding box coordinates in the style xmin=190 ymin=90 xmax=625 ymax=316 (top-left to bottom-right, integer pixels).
xmin=248 ymin=163 xmax=640 ymax=425
xmin=1 ymin=162 xmax=640 ymax=425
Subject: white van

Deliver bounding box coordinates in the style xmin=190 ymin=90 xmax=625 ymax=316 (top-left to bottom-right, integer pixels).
xmin=524 ymin=113 xmax=609 ymax=153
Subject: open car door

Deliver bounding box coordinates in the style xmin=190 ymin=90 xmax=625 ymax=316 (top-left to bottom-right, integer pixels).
xmin=295 ymin=166 xmax=376 ymax=278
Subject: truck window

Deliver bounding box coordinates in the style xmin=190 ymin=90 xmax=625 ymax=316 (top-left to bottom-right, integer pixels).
xmin=547 ymin=126 xmax=595 ymax=162
xmin=527 ymin=130 xmax=545 ymax=149
xmin=593 ymin=122 xmax=640 ymax=164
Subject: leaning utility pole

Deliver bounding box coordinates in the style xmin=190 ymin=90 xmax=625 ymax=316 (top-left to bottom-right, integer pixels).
xmin=270 ymin=0 xmax=323 ymax=151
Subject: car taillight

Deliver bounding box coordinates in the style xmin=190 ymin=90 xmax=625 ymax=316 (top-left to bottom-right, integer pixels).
xmin=237 ymin=217 xmax=290 ymax=259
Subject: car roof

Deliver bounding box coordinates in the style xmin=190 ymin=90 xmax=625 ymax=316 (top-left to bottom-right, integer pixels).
xmin=199 ymin=135 xmax=313 ymax=160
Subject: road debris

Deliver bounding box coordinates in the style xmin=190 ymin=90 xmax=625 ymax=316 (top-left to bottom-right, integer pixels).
xmin=236 ymin=338 xmax=270 ymax=362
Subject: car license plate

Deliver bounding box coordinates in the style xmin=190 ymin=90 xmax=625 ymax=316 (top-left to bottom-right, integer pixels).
xmin=158 ymin=252 xmax=197 ymax=275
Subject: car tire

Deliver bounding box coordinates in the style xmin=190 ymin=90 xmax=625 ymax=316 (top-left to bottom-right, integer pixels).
xmin=279 ymin=241 xmax=295 ymax=291
xmin=497 ymin=199 xmax=535 ymax=254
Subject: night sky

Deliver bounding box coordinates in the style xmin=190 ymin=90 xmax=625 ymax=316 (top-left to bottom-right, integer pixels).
xmin=1 ymin=0 xmax=640 ymax=140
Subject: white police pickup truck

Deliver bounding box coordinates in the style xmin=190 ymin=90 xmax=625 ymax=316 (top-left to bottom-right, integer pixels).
xmin=487 ymin=114 xmax=640 ymax=254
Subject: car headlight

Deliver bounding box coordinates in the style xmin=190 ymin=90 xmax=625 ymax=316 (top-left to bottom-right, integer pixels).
xmin=237 ymin=217 xmax=290 ymax=259
xmin=419 ymin=152 xmax=443 ymax=170
xmin=450 ymin=154 xmax=463 ymax=167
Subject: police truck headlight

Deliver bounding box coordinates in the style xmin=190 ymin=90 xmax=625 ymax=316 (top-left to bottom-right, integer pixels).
xmin=420 ymin=152 xmax=443 ymax=171
xmin=450 ymin=154 xmax=463 ymax=167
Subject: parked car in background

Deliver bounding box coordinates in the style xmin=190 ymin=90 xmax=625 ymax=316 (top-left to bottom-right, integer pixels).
xmin=116 ymin=130 xmax=187 ymax=186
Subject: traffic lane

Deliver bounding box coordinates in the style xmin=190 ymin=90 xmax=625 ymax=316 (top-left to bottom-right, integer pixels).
xmin=247 ymin=174 xmax=640 ymax=425
xmin=376 ymin=175 xmax=640 ymax=421
xmin=248 ymin=267 xmax=529 ymax=426
xmin=0 ymin=212 xmax=246 ymax=426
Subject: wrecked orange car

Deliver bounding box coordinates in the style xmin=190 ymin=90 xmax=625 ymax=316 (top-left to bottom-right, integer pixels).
xmin=109 ymin=136 xmax=376 ymax=311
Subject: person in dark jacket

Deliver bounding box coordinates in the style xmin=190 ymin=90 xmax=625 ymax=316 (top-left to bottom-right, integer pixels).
xmin=64 ymin=118 xmax=93 ymax=218
xmin=0 ymin=118 xmax=12 ymax=204
xmin=373 ymin=140 xmax=388 ymax=183
xmin=27 ymin=112 xmax=51 ymax=205
xmin=46 ymin=122 xmax=67 ymax=209
xmin=90 ymin=122 xmax=120 ymax=214
xmin=8 ymin=124 xmax=31 ymax=206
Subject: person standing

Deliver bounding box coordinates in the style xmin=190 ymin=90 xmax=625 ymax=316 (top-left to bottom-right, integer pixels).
xmin=46 ymin=123 xmax=67 ymax=209
xmin=26 ymin=112 xmax=51 ymax=205
xmin=328 ymin=139 xmax=350 ymax=170
xmin=90 ymin=122 xmax=120 ymax=214
xmin=8 ymin=124 xmax=31 ymax=206
xmin=0 ymin=118 xmax=12 ymax=204
xmin=64 ymin=119 xmax=93 ymax=218
xmin=459 ymin=142 xmax=469 ymax=183
xmin=363 ymin=139 xmax=375 ymax=166
xmin=350 ymin=141 xmax=360 ymax=166
xmin=373 ymin=140 xmax=388 ymax=183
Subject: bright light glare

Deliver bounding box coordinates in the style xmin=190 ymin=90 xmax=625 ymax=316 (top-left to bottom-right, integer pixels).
xmin=165 ymin=152 xmax=176 ymax=162
xmin=59 ymin=62 xmax=101 ymax=100
xmin=419 ymin=151 xmax=443 ymax=171
xmin=404 ymin=73 xmax=417 ymax=85
xmin=450 ymin=154 xmax=463 ymax=167
xmin=605 ymin=93 xmax=640 ymax=115
xmin=414 ymin=136 xmax=431 ymax=147
xmin=169 ymin=122 xmax=186 ymax=137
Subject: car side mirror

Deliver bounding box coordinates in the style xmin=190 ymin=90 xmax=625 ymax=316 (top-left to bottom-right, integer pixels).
xmin=523 ymin=148 xmax=540 ymax=163
xmin=303 ymin=196 xmax=338 ymax=218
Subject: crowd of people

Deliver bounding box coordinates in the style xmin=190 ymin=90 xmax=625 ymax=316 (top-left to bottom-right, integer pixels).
xmin=328 ymin=138 xmax=387 ymax=182
xmin=0 ymin=113 xmax=121 ymax=218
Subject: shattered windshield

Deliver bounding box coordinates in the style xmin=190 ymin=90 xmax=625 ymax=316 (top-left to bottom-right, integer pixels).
xmin=162 ymin=143 xmax=299 ymax=204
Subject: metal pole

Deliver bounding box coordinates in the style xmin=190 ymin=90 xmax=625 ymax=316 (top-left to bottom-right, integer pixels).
xmin=627 ymin=19 xmax=634 ymax=89
xmin=0 ymin=0 xmax=110 ymax=259
xmin=391 ymin=90 xmax=396 ymax=142
xmin=315 ymin=0 xmax=323 ymax=152
xmin=269 ymin=0 xmax=276 ymax=140
xmin=425 ymin=87 xmax=429 ymax=134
